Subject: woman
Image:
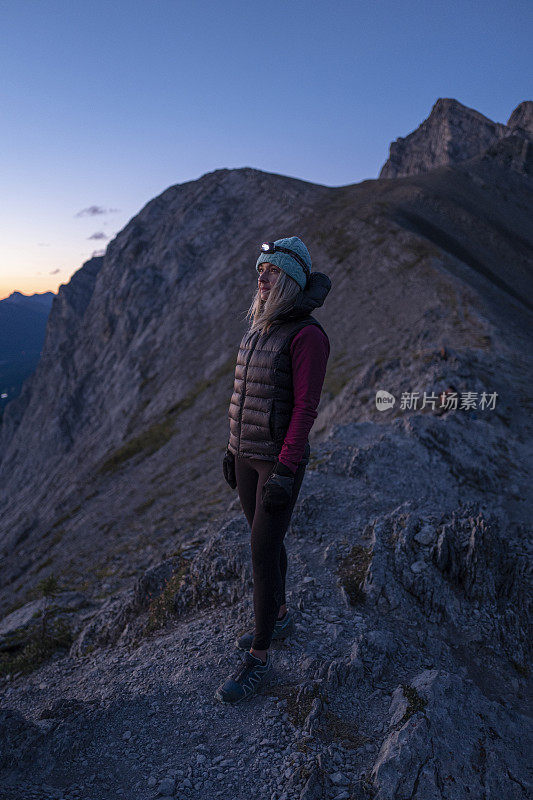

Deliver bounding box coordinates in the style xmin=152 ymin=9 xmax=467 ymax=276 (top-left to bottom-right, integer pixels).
xmin=215 ymin=236 xmax=331 ymax=704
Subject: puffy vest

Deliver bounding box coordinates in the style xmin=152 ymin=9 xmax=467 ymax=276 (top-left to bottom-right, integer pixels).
xmin=227 ymin=315 xmax=327 ymax=464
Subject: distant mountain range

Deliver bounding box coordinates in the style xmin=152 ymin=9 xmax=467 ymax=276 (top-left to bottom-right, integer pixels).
xmin=0 ymin=290 xmax=55 ymax=411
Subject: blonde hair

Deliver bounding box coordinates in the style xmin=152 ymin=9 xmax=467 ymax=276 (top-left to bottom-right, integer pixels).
xmin=243 ymin=268 xmax=302 ymax=336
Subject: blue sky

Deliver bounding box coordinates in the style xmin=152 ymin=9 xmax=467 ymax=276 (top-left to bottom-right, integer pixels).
xmin=0 ymin=0 xmax=531 ymax=299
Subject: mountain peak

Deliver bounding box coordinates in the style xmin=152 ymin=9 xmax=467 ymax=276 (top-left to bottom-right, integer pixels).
xmin=506 ymin=100 xmax=533 ymax=136
xmin=379 ymin=97 xmax=526 ymax=179
xmin=429 ymin=97 xmax=495 ymax=122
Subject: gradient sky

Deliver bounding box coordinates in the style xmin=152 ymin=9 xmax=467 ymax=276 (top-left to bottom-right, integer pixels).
xmin=0 ymin=0 xmax=531 ymax=301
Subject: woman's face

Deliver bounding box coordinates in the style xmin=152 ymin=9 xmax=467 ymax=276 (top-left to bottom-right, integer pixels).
xmin=258 ymin=262 xmax=281 ymax=299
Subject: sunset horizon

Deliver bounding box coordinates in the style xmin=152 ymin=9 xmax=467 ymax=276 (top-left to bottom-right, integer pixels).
xmin=1 ymin=1 xmax=530 ymax=302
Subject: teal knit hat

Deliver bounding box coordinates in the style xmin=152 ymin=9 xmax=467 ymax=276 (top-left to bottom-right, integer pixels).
xmin=255 ymin=236 xmax=312 ymax=290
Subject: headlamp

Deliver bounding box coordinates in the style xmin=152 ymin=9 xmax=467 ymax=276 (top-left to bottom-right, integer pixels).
xmin=259 ymin=241 xmax=310 ymax=280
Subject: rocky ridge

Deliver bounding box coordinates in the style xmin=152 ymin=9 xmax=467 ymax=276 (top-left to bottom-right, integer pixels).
xmin=0 ymin=98 xmax=532 ymax=798
xmin=379 ymin=98 xmax=533 ymax=178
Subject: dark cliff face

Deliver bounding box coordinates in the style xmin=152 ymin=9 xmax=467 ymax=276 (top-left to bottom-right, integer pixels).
xmin=0 ymin=103 xmax=531 ymax=619
xmin=379 ymin=98 xmax=533 ymax=179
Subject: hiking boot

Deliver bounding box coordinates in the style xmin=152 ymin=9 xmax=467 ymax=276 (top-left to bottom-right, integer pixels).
xmin=214 ymin=650 xmax=272 ymax=704
xmin=234 ymin=609 xmax=295 ymax=651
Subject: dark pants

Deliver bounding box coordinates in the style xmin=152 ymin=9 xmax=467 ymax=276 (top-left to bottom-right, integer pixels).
xmin=234 ymin=454 xmax=307 ymax=650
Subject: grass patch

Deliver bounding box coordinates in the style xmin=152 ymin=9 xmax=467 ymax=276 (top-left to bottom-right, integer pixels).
xmin=323 ymin=368 xmax=352 ymax=398
xmin=36 ymin=556 xmax=54 ymax=573
xmin=23 ymin=573 xmax=60 ymax=604
xmin=98 ymin=415 xmax=178 ymax=475
xmin=49 ymin=528 xmax=65 ymax=546
xmin=323 ymin=709 xmax=370 ymax=749
xmin=68 ymin=577 xmax=91 ymax=593
xmin=144 ymin=555 xmax=189 ymax=633
xmin=50 ymin=504 xmax=82 ymax=530
xmin=0 ymin=618 xmax=73 ymax=678
xmin=337 ymin=544 xmax=373 ymax=604
xmin=265 ymin=682 xmax=370 ymax=749
xmin=264 ymin=681 xmax=327 ymax=728
xmin=307 ymin=452 xmax=330 ymax=470
xmin=0 ymin=574 xmax=74 ymax=678
xmin=399 ymin=683 xmax=428 ymax=725
xmin=322 ymin=350 xmax=356 ymax=398
xmin=387 ymin=514 xmax=407 ymax=546
xmin=316 ymin=226 xmax=356 ymax=264
xmin=93 ymin=563 xmax=117 ymax=580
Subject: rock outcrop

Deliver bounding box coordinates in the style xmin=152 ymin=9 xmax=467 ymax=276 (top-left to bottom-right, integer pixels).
xmin=507 ymin=99 xmax=533 ymax=136
xmin=379 ymin=97 xmax=532 ymax=178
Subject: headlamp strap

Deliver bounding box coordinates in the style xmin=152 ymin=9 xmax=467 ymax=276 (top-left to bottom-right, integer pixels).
xmin=260 ymin=241 xmax=310 ymax=279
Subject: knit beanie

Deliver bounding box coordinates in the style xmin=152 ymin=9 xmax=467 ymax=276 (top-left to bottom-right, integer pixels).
xmin=255 ymin=236 xmax=312 ymax=291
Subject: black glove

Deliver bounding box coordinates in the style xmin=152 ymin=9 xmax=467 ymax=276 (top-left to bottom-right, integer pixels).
xmin=261 ymin=461 xmax=295 ymax=513
xmin=223 ymin=448 xmax=237 ymax=490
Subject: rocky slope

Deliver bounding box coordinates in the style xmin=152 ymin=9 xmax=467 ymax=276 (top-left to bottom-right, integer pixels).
xmin=379 ymin=98 xmax=532 ymax=178
xmin=0 ymin=100 xmax=531 ymax=799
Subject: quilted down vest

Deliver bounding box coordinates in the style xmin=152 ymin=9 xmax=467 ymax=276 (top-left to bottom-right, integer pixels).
xmin=227 ymin=271 xmax=331 ymax=465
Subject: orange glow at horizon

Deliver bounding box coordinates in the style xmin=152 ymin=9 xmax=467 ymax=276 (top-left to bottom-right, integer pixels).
xmin=0 ymin=277 xmax=66 ymax=302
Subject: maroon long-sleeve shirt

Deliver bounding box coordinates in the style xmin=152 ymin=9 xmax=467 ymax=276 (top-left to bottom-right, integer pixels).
xmin=278 ymin=324 xmax=330 ymax=473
